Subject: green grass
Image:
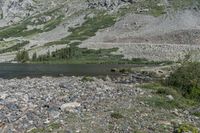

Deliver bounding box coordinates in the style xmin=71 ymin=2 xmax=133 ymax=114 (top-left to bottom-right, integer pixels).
xmin=0 ymin=7 xmax=64 ymax=38
xmin=144 ymin=95 xmax=196 ymax=110
xmin=0 ymin=40 xmax=16 ymax=50
xmin=139 ymin=0 xmax=166 ymax=17
xmin=165 ymin=62 xmax=200 ymax=101
xmin=139 ymin=83 xmax=197 ymax=109
xmin=0 ymin=41 xmax=29 ymax=54
xmin=174 ymin=123 xmax=199 ymax=133
xmin=27 ymin=122 xmax=61 ymax=133
xmin=118 ymin=0 xmax=199 ymax=17
xmin=192 ymin=112 xmax=200 ymax=117
xmin=32 ymin=45 xmax=173 ymax=64
xmin=118 ymin=0 xmax=166 ymax=17
xmin=81 ymin=76 xmax=94 ymax=82
xmin=144 ymin=96 xmax=179 ymax=109
xmin=44 ymin=12 xmax=117 ymax=47
xmin=169 ymin=0 xmax=194 ymax=11
xmin=110 ymin=112 xmax=124 ymax=119
xmin=150 ymin=5 xmax=165 ymax=17
xmin=43 ymin=15 xmax=64 ymax=32
xmin=138 ymin=83 xmax=163 ymax=91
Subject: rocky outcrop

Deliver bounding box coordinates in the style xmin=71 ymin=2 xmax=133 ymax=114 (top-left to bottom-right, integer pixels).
xmin=0 ymin=0 xmax=35 ymax=22
xmin=87 ymin=0 xmax=135 ymax=9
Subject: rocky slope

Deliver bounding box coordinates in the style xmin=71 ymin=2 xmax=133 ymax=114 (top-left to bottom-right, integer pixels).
xmin=0 ymin=75 xmax=199 ymax=132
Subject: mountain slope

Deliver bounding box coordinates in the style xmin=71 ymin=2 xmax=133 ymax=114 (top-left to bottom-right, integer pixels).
xmin=0 ymin=0 xmax=200 ymax=63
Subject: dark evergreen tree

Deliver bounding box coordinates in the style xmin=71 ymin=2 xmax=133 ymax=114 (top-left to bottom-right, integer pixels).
xmin=32 ymin=52 xmax=37 ymax=61
xmin=16 ymin=50 xmax=29 ymax=63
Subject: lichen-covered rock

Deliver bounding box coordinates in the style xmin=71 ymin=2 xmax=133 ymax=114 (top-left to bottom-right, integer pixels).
xmin=0 ymin=0 xmax=35 ymax=19
xmin=87 ymin=0 xmax=135 ymax=9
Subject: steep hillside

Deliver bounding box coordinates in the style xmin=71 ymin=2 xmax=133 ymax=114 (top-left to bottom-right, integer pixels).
xmin=0 ymin=0 xmax=200 ymax=63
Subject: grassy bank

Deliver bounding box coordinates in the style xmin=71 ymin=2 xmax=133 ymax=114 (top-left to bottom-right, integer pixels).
xmin=32 ymin=46 xmax=169 ymax=64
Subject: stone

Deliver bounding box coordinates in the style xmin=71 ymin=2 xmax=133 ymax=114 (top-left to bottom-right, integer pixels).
xmin=0 ymin=122 xmax=6 ymax=133
xmin=6 ymin=103 xmax=19 ymax=111
xmin=60 ymin=102 xmax=81 ymax=112
xmin=166 ymin=95 xmax=174 ymax=101
xmin=0 ymin=93 xmax=8 ymax=99
xmin=171 ymin=109 xmax=179 ymax=116
xmin=183 ymin=110 xmax=189 ymax=115
xmin=49 ymin=110 xmax=61 ymax=119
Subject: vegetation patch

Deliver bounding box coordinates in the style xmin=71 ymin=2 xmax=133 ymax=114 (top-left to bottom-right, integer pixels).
xmin=44 ymin=12 xmax=117 ymax=47
xmin=118 ymin=0 xmax=166 ymax=17
xmin=144 ymin=95 xmax=179 ymax=109
xmin=192 ymin=112 xmax=200 ymax=117
xmin=156 ymin=86 xmax=179 ymax=97
xmin=27 ymin=122 xmax=61 ymax=133
xmin=31 ymin=45 xmax=171 ymax=64
xmin=16 ymin=50 xmax=30 ymax=63
xmin=138 ymin=83 xmax=164 ymax=91
xmin=165 ymin=62 xmax=200 ymax=101
xmin=0 ymin=8 xmax=64 ymax=38
xmin=81 ymin=76 xmax=94 ymax=82
xmin=0 ymin=41 xmax=29 ymax=54
xmin=43 ymin=15 xmax=64 ymax=32
xmin=169 ymin=0 xmax=195 ymax=11
xmin=138 ymin=0 xmax=166 ymax=17
xmin=0 ymin=41 xmax=16 ymax=50
xmin=30 ymin=10 xmax=176 ymax=64
xmin=174 ymin=123 xmax=199 ymax=133
xmin=110 ymin=112 xmax=124 ymax=119
xmin=140 ymin=83 xmax=197 ymax=109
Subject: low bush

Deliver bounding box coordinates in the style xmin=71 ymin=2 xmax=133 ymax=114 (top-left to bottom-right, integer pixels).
xmin=110 ymin=112 xmax=124 ymax=119
xmin=165 ymin=62 xmax=200 ymax=101
xmin=174 ymin=123 xmax=198 ymax=133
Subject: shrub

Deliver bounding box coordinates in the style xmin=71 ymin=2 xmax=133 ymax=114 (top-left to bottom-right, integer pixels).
xmin=110 ymin=112 xmax=124 ymax=119
xmin=192 ymin=112 xmax=200 ymax=117
xmin=165 ymin=62 xmax=200 ymax=100
xmin=174 ymin=124 xmax=198 ymax=133
xmin=156 ymin=87 xmax=179 ymax=97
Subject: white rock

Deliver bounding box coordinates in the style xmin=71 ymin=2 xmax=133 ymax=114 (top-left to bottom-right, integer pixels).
xmin=61 ymin=102 xmax=81 ymax=112
xmin=0 ymin=93 xmax=8 ymax=99
xmin=166 ymin=95 xmax=174 ymax=101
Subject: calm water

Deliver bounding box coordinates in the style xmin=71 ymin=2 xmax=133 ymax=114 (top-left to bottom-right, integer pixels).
xmin=0 ymin=63 xmax=140 ymax=79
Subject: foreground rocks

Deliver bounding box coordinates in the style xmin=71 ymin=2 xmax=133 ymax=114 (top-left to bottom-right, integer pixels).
xmin=0 ymin=76 xmax=199 ymax=132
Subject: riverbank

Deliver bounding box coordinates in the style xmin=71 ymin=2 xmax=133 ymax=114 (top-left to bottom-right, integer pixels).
xmin=0 ymin=75 xmax=199 ymax=132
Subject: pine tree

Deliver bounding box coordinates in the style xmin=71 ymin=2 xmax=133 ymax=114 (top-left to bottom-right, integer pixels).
xmin=16 ymin=50 xmax=29 ymax=63
xmin=47 ymin=50 xmax=50 ymax=59
xmin=32 ymin=52 xmax=37 ymax=61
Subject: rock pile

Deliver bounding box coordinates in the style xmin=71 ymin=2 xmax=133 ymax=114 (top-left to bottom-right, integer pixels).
xmin=87 ymin=0 xmax=135 ymax=9
xmin=0 ymin=76 xmax=198 ymax=132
